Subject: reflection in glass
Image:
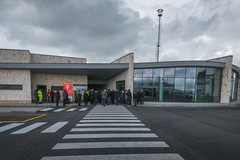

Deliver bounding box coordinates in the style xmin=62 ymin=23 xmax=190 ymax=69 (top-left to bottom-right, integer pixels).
xmin=134 ymin=69 xmax=142 ymax=78
xmin=186 ymin=67 xmax=196 ymax=78
xmin=197 ymin=67 xmax=206 ymax=79
xmin=154 ymin=68 xmax=163 ymax=77
xmin=175 ymin=68 xmax=186 ymax=78
xmin=143 ymin=69 xmax=153 ymax=77
xmin=164 ymin=68 xmax=175 ymax=77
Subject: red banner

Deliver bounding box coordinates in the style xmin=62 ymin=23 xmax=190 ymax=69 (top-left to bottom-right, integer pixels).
xmin=63 ymin=82 xmax=73 ymax=96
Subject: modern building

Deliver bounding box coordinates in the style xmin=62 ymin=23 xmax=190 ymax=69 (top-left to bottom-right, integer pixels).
xmin=0 ymin=48 xmax=239 ymax=104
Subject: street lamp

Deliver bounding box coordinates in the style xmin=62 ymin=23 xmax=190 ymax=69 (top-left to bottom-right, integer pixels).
xmin=156 ymin=9 xmax=163 ymax=62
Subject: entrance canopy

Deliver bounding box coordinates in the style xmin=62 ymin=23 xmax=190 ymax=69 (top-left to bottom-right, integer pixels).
xmin=0 ymin=63 xmax=129 ymax=81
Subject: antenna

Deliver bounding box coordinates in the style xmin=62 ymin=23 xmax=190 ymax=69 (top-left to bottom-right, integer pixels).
xmin=156 ymin=9 xmax=163 ymax=62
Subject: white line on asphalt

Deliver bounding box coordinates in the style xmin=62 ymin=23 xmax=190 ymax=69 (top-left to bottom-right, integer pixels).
xmin=52 ymin=141 xmax=169 ymax=150
xmin=0 ymin=123 xmax=24 ymax=133
xmin=79 ymin=108 xmax=88 ymax=111
xmin=85 ymin=115 xmax=135 ymax=117
xmin=76 ymin=123 xmax=145 ymax=127
xmin=11 ymin=122 xmax=47 ymax=134
xmin=40 ymin=108 xmax=55 ymax=112
xmin=87 ymin=113 xmax=132 ymax=115
xmin=66 ymin=108 xmax=77 ymax=112
xmin=83 ymin=117 xmax=138 ymax=120
xmin=41 ymin=153 xmax=185 ymax=160
xmin=79 ymin=120 xmax=141 ymax=123
xmin=63 ymin=133 xmax=158 ymax=139
xmin=70 ymin=127 xmax=151 ymax=132
xmin=53 ymin=108 xmax=65 ymax=112
xmin=41 ymin=122 xmax=69 ymax=133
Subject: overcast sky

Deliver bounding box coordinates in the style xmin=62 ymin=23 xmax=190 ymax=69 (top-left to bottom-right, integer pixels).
xmin=0 ymin=0 xmax=239 ymax=66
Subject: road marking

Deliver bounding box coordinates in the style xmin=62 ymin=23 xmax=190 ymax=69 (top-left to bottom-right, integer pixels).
xmin=52 ymin=141 xmax=169 ymax=150
xmin=0 ymin=123 xmax=24 ymax=133
xmin=85 ymin=115 xmax=135 ymax=117
xmin=53 ymin=109 xmax=65 ymax=112
xmin=76 ymin=123 xmax=145 ymax=127
xmin=66 ymin=108 xmax=77 ymax=112
xmin=40 ymin=108 xmax=55 ymax=112
xmin=79 ymin=108 xmax=88 ymax=111
xmin=70 ymin=127 xmax=151 ymax=132
xmin=79 ymin=120 xmax=141 ymax=123
xmin=87 ymin=113 xmax=132 ymax=115
xmin=11 ymin=122 xmax=47 ymax=134
xmin=63 ymin=133 xmax=158 ymax=139
xmin=41 ymin=122 xmax=69 ymax=133
xmin=83 ymin=117 xmax=138 ymax=120
xmin=41 ymin=153 xmax=185 ymax=160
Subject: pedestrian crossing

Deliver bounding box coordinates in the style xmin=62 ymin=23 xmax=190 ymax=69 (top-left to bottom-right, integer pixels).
xmin=39 ymin=107 xmax=88 ymax=113
xmin=40 ymin=105 xmax=185 ymax=160
xmin=0 ymin=121 xmax=69 ymax=134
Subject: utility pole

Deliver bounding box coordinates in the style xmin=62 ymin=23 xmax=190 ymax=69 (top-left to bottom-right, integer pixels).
xmin=156 ymin=9 xmax=163 ymax=62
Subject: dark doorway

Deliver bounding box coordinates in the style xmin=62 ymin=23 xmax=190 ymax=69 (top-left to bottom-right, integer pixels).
xmin=88 ymin=84 xmax=106 ymax=90
xmin=37 ymin=85 xmax=47 ymax=101
xmin=116 ymin=80 xmax=125 ymax=91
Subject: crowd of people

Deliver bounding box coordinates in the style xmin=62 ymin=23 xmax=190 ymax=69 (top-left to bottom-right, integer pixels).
xmin=34 ymin=88 xmax=144 ymax=107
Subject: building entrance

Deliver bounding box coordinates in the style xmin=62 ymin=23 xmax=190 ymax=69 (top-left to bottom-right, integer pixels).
xmin=37 ymin=85 xmax=47 ymax=101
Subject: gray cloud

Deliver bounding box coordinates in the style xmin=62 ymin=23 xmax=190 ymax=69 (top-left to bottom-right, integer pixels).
xmin=0 ymin=0 xmax=239 ymax=66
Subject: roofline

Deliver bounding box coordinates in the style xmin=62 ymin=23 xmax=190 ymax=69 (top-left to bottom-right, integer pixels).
xmin=31 ymin=53 xmax=86 ymax=60
xmin=134 ymin=61 xmax=226 ymax=69
xmin=0 ymin=63 xmax=129 ymax=69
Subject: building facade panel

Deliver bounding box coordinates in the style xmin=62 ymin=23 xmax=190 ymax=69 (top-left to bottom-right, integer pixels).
xmin=0 ymin=69 xmax=31 ymax=103
xmin=0 ymin=49 xmax=31 ymax=63
xmin=31 ymin=54 xmax=86 ymax=63
xmin=31 ymin=73 xmax=87 ymax=101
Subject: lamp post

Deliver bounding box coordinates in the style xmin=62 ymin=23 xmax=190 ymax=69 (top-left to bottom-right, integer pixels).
xmin=156 ymin=9 xmax=163 ymax=62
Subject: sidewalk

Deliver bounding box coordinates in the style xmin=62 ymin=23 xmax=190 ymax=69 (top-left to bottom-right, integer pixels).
xmin=0 ymin=103 xmax=57 ymax=113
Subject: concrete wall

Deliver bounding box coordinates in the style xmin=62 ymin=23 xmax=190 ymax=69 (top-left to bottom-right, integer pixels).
xmin=31 ymin=54 xmax=86 ymax=63
xmin=0 ymin=49 xmax=31 ymax=63
xmin=210 ymin=55 xmax=233 ymax=103
xmin=106 ymin=53 xmax=134 ymax=92
xmin=31 ymin=73 xmax=87 ymax=101
xmin=0 ymin=69 xmax=31 ymax=103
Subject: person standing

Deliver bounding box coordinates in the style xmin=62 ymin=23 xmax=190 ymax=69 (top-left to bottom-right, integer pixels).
xmin=51 ymin=90 xmax=55 ymax=103
xmin=34 ymin=89 xmax=39 ymax=104
xmin=55 ymin=90 xmax=60 ymax=107
xmin=38 ymin=89 xmax=43 ymax=104
xmin=126 ymin=89 xmax=132 ymax=106
xmin=62 ymin=90 xmax=67 ymax=107
xmin=76 ymin=90 xmax=82 ymax=106
xmin=101 ymin=89 xmax=107 ymax=106
xmin=47 ymin=89 xmax=51 ymax=103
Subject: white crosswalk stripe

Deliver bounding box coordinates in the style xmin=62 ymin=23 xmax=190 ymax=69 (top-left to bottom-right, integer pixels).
xmin=53 ymin=108 xmax=66 ymax=112
xmin=0 ymin=123 xmax=24 ymax=133
xmin=41 ymin=122 xmax=69 ymax=133
xmin=11 ymin=122 xmax=47 ymax=134
xmin=40 ymin=108 xmax=55 ymax=112
xmin=79 ymin=108 xmax=88 ymax=111
xmin=40 ymin=105 xmax=185 ymax=160
xmin=66 ymin=108 xmax=77 ymax=112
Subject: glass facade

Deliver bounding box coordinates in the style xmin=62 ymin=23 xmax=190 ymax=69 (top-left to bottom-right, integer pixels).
xmin=134 ymin=67 xmax=222 ymax=102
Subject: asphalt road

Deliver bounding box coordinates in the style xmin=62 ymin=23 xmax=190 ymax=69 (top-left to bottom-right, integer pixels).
xmin=0 ymin=104 xmax=240 ymax=160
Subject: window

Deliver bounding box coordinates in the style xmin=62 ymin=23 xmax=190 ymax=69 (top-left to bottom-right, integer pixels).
xmin=175 ymin=68 xmax=186 ymax=78
xmin=143 ymin=69 xmax=153 ymax=77
xmin=134 ymin=69 xmax=142 ymax=78
xmin=0 ymin=84 xmax=22 ymax=90
xmin=51 ymin=86 xmax=63 ymax=91
xmin=164 ymin=68 xmax=175 ymax=77
xmin=154 ymin=68 xmax=163 ymax=77
xmin=186 ymin=67 xmax=196 ymax=78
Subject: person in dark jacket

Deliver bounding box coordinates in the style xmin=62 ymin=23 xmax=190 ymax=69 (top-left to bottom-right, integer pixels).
xmin=50 ymin=90 xmax=55 ymax=103
xmin=76 ymin=90 xmax=82 ymax=106
xmin=126 ymin=89 xmax=132 ymax=106
xmin=55 ymin=90 xmax=60 ymax=107
xmin=62 ymin=90 xmax=67 ymax=107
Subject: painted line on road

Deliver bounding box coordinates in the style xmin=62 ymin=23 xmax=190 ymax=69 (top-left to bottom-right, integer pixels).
xmin=0 ymin=114 xmax=47 ymax=123
xmin=11 ymin=122 xmax=47 ymax=134
xmin=41 ymin=153 xmax=185 ymax=160
xmin=0 ymin=123 xmax=24 ymax=133
xmin=85 ymin=115 xmax=135 ymax=117
xmin=53 ymin=109 xmax=65 ymax=112
xmin=83 ymin=117 xmax=138 ymax=120
xmin=76 ymin=123 xmax=145 ymax=127
xmin=40 ymin=108 xmax=55 ymax=112
xmin=41 ymin=122 xmax=68 ymax=133
xmin=79 ymin=108 xmax=88 ymax=111
xmin=66 ymin=108 xmax=77 ymax=112
xmin=63 ymin=133 xmax=158 ymax=139
xmin=79 ymin=120 xmax=141 ymax=123
xmin=70 ymin=127 xmax=151 ymax=132
xmin=87 ymin=113 xmax=132 ymax=115
xmin=52 ymin=141 xmax=169 ymax=150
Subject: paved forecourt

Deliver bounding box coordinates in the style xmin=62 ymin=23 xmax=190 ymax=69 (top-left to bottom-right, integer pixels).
xmin=40 ymin=105 xmax=185 ymax=160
